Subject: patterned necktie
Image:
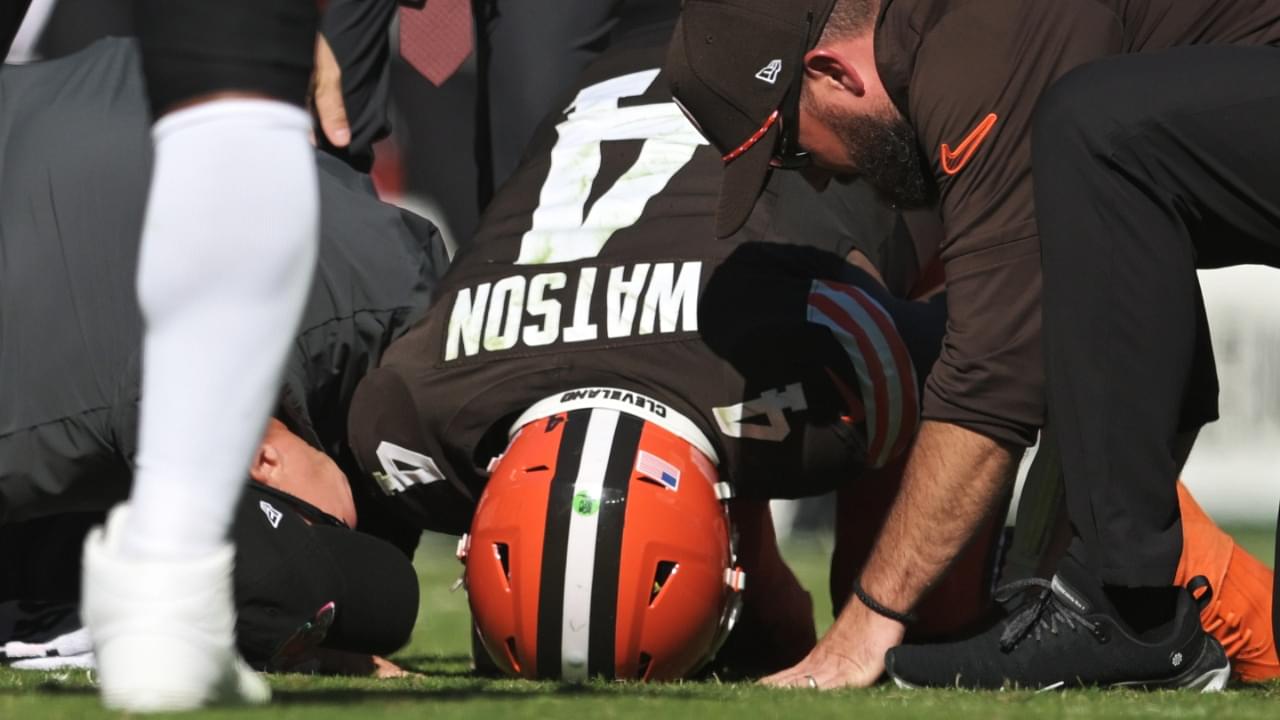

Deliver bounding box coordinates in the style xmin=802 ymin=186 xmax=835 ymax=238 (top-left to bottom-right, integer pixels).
xmin=399 ymin=0 xmax=474 ymax=87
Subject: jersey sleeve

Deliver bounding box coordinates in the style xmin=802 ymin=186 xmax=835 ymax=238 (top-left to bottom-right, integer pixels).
xmin=347 ymin=363 xmax=478 ymax=536
xmin=908 ymin=2 xmax=1122 ymax=446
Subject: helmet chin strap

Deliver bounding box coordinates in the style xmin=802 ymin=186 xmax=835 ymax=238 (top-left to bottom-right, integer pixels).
xmin=691 ymin=482 xmax=747 ymax=676
xmin=694 ymin=569 xmax=748 ymax=674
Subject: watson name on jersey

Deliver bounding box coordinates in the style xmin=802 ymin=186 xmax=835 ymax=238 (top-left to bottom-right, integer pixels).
xmin=347 ymin=43 xmax=943 ymax=535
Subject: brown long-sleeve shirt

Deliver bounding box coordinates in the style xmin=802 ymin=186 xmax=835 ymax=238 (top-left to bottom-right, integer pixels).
xmin=876 ymin=0 xmax=1280 ymax=446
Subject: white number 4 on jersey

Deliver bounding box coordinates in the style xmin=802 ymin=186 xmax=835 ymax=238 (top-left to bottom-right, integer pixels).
xmin=713 ymin=383 xmax=809 ymax=442
xmin=516 ymin=69 xmax=709 ymax=265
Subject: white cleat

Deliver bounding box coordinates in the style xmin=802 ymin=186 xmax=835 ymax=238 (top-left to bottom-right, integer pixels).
xmin=82 ymin=505 xmax=270 ymax=713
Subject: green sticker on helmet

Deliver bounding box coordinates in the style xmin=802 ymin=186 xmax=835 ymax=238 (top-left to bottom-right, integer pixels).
xmin=572 ymin=492 xmax=600 ymax=516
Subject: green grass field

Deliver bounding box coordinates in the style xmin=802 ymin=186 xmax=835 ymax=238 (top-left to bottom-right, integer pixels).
xmin=3 ymin=527 xmax=1277 ymax=719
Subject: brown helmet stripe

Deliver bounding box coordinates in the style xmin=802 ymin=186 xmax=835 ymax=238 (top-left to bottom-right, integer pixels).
xmin=586 ymin=412 xmax=644 ymax=678
xmin=534 ymin=409 xmax=590 ymax=677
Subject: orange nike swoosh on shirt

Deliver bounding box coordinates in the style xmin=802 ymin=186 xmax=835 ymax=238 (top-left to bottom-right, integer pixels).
xmin=940 ymin=113 xmax=999 ymax=176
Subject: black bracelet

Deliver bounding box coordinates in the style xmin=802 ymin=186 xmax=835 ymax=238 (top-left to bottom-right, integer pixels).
xmin=852 ymin=578 xmax=917 ymax=625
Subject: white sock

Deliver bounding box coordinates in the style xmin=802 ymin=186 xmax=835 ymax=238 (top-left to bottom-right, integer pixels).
xmin=121 ymin=99 xmax=319 ymax=561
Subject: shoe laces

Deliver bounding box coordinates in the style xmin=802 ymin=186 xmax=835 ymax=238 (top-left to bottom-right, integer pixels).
xmin=995 ymin=578 xmax=1104 ymax=652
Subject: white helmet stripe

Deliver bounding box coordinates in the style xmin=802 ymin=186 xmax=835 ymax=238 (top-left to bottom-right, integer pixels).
xmin=558 ymin=408 xmax=620 ymax=680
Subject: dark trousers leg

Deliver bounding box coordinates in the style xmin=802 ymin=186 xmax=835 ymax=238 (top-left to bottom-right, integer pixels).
xmin=1034 ymin=45 xmax=1280 ymax=587
xmin=473 ymin=0 xmax=622 ymax=205
xmin=135 ymin=0 xmax=317 ymax=114
xmin=0 ymin=514 xmax=100 ymax=603
xmin=1003 ymin=431 xmax=1070 ymax=583
xmin=1 ymin=0 xmax=35 ymax=57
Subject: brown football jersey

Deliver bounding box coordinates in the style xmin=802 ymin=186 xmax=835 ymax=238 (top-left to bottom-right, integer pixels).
xmin=347 ymin=45 xmax=942 ymax=534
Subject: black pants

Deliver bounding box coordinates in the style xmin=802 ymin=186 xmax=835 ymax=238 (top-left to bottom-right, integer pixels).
xmin=472 ymin=0 xmax=623 ymax=206
xmin=472 ymin=0 xmax=680 ymax=207
xmin=135 ymin=0 xmax=317 ymax=114
xmin=1 ymin=0 xmax=34 ymax=58
xmin=1034 ymin=45 xmax=1280 ymax=589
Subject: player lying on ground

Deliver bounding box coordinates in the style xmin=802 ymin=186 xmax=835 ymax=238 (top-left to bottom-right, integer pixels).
xmin=343 ymin=22 xmax=1277 ymax=682
xmin=0 ymin=36 xmax=447 ymax=676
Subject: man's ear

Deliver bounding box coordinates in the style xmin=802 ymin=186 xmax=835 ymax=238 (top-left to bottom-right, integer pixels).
xmin=249 ymin=442 xmax=283 ymax=484
xmin=803 ymin=48 xmax=866 ymax=96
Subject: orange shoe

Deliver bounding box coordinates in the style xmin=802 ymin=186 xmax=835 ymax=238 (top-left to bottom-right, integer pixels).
xmin=1174 ymin=482 xmax=1279 ymax=683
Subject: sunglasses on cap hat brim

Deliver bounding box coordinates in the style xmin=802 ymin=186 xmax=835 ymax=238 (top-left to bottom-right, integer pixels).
xmin=674 ymin=11 xmax=815 ymax=171
xmin=770 ymin=10 xmax=816 ymax=171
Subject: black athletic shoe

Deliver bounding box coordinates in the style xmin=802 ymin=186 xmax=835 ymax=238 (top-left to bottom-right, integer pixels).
xmin=884 ymin=557 xmax=1230 ymax=691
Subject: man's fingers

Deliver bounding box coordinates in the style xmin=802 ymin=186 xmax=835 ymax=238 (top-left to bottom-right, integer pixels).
xmin=371 ymin=655 xmax=417 ymax=678
xmin=760 ymin=651 xmax=877 ymax=690
xmin=315 ymin=84 xmax=350 ymax=147
xmin=312 ymin=34 xmax=350 ymax=148
xmin=762 ymin=672 xmax=825 ymax=689
xmin=760 ymin=672 xmax=791 ymax=687
xmin=760 ymin=664 xmax=808 ymax=687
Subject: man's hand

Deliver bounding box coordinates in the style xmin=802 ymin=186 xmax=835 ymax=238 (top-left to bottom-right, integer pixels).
xmin=762 ymin=421 xmax=1018 ymax=690
xmin=313 ymin=650 xmax=419 ymax=678
xmin=761 ymin=599 xmax=903 ymax=689
xmin=311 ymin=34 xmax=350 ymax=147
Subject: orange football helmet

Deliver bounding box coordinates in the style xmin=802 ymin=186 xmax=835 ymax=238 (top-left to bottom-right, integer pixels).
xmin=459 ymin=389 xmax=744 ymax=681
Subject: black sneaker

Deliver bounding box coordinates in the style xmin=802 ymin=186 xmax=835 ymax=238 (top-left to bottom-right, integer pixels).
xmin=884 ymin=557 xmax=1230 ymax=691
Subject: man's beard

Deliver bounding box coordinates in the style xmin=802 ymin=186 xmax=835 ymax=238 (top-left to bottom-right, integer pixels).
xmin=819 ymin=101 xmax=936 ymax=209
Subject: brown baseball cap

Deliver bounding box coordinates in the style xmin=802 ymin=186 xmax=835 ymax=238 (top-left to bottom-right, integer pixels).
xmin=666 ymin=0 xmax=836 ymax=237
